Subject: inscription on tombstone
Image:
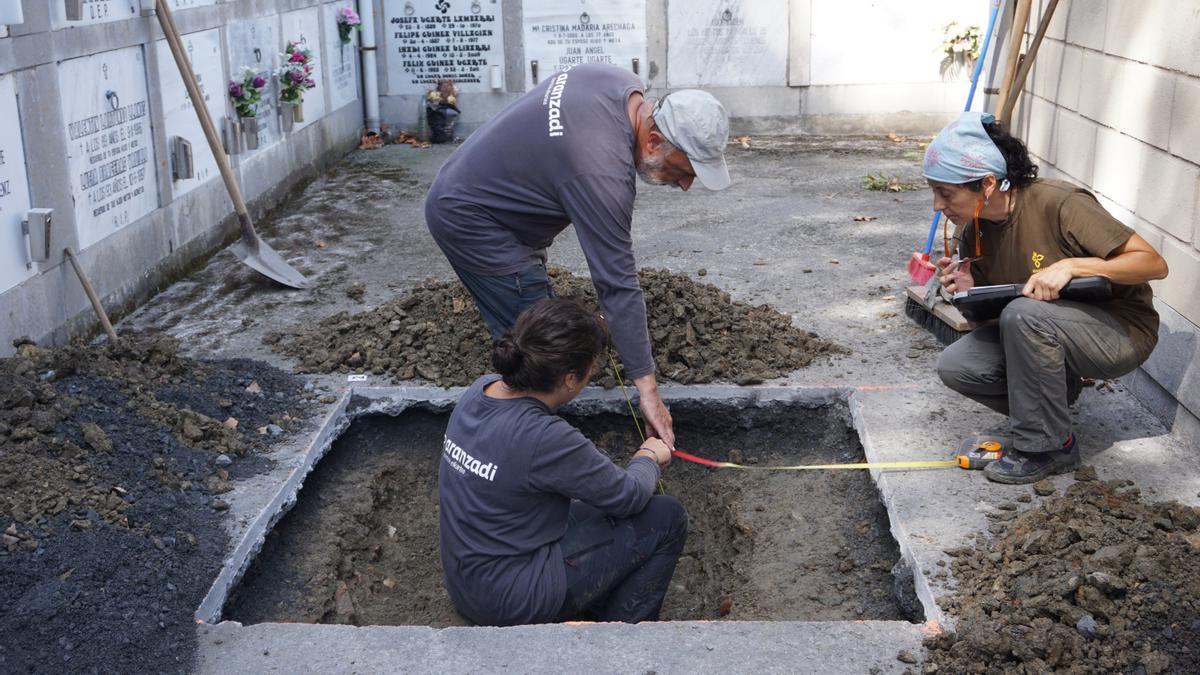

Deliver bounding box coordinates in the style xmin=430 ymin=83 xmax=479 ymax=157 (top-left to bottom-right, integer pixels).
xmin=522 ymin=0 xmax=646 ymax=90
xmin=60 ymin=46 xmax=158 ymax=250
xmin=228 ymin=19 xmax=281 ymax=154
xmin=155 ymin=28 xmax=223 ymax=197
xmin=324 ymin=2 xmax=361 ymax=110
xmin=281 ymin=7 xmax=326 ymax=128
xmin=383 ymin=0 xmax=506 ymax=94
xmin=51 ymin=0 xmax=138 ymax=29
xmin=668 ymin=0 xmax=789 ymax=87
xmin=167 ymin=0 xmax=218 ymax=9
xmin=0 ymin=74 xmax=34 ymax=293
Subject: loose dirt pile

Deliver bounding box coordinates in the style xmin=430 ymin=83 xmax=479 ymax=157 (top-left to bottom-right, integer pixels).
xmin=925 ymin=476 xmax=1200 ymax=674
xmin=265 ymin=268 xmax=843 ymax=387
xmin=0 ymin=335 xmax=311 ymax=673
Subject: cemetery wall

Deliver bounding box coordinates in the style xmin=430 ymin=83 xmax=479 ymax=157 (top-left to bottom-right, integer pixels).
xmin=0 ymin=0 xmax=363 ymax=353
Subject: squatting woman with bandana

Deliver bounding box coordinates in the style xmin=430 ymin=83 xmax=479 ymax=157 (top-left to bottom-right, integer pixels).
xmin=912 ymin=112 xmax=1168 ymax=484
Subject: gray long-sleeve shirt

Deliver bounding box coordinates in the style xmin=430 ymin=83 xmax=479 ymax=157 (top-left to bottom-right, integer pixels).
xmin=438 ymin=375 xmax=659 ymax=626
xmin=424 ymin=64 xmax=655 ymax=378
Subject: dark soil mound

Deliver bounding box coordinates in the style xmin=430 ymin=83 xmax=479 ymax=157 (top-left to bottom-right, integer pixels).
xmin=265 ymin=267 xmax=844 ymax=387
xmin=0 ymin=335 xmax=311 ymax=673
xmin=926 ymin=477 xmax=1200 ymax=674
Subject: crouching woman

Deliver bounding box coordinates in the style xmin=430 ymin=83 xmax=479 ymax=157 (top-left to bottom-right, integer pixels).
xmin=438 ymin=298 xmax=687 ymax=625
xmin=916 ymin=111 xmax=1168 ymax=485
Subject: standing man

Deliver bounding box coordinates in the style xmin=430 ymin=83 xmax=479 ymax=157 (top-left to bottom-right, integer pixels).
xmin=425 ymin=63 xmax=732 ymax=449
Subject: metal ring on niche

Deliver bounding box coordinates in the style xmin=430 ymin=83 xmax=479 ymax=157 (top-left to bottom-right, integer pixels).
xmin=471 ymin=1 xmax=481 ymax=13
xmin=105 ymin=90 xmax=120 ymax=111
xmin=254 ymin=48 xmax=262 ymax=63
xmin=404 ymin=1 xmax=414 ymax=16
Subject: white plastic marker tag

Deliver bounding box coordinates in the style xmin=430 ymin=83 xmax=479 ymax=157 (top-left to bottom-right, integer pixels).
xmin=347 ymin=374 xmax=368 ymax=382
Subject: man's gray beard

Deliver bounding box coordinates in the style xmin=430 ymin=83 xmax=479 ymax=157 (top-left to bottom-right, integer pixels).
xmin=636 ymin=154 xmax=671 ymax=186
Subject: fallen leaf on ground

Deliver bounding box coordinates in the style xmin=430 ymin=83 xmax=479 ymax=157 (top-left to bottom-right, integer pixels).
xmin=245 ymin=380 xmax=262 ymax=394
xmin=853 ymin=215 xmax=878 ymax=222
xmin=829 ymin=259 xmax=840 ymax=264
xmin=358 ymin=131 xmax=385 ymax=150
xmin=223 ymin=417 xmax=239 ymax=430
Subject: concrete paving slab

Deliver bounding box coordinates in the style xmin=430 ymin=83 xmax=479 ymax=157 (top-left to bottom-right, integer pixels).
xmin=196 ymin=619 xmax=929 ymax=674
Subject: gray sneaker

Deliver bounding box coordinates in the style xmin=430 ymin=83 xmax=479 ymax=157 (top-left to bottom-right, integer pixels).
xmin=984 ymin=435 xmax=1079 ymax=485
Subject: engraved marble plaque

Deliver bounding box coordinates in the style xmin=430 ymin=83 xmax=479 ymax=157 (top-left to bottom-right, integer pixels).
xmin=60 ymin=46 xmax=159 ymax=250
xmin=228 ymin=17 xmax=281 ymax=154
xmin=668 ymin=0 xmax=789 ymax=87
xmin=522 ymin=0 xmax=646 ymax=90
xmin=0 ymin=74 xmax=34 ymax=293
xmin=154 ymin=27 xmax=223 ymax=198
xmin=383 ymin=0 xmax=506 ymax=94
xmin=51 ymin=0 xmax=138 ymax=30
xmin=281 ymin=7 xmax=326 ymax=129
xmin=324 ymin=1 xmax=361 ymax=111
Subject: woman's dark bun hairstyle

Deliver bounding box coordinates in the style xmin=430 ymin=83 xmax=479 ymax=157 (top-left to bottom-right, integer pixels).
xmin=491 ymin=298 xmax=608 ymax=393
xmin=965 ymin=121 xmax=1039 ymax=192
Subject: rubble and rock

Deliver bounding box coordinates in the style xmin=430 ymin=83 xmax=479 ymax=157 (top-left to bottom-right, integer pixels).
xmin=924 ymin=479 xmax=1200 ymax=673
xmin=266 ymin=268 xmax=845 ymax=387
xmin=0 ymin=335 xmax=311 ymax=673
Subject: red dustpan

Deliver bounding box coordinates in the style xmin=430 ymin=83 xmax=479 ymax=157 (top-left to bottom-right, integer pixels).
xmin=908 ymin=252 xmax=936 ymax=285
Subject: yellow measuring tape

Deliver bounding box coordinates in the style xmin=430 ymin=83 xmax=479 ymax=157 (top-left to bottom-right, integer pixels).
xmin=607 ymin=351 xmax=960 ymax=472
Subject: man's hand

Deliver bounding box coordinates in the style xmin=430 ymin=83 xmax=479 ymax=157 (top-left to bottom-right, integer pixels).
xmin=936 ymin=256 xmax=974 ymax=294
xmin=633 ymin=373 xmax=675 ymax=451
xmin=1022 ymin=259 xmax=1074 ymax=301
xmin=635 ymin=437 xmax=672 ymax=468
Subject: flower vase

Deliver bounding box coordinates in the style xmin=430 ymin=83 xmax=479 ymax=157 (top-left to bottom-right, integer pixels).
xmin=280 ymin=103 xmax=300 ymax=132
xmin=225 ymin=116 xmax=243 ymax=155
xmin=240 ymin=116 xmax=260 ymax=150
xmin=293 ymin=101 xmax=305 ymax=123
xmin=426 ymin=104 xmax=459 ymax=144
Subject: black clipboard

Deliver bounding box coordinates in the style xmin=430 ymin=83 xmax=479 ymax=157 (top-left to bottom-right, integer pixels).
xmin=953 ymin=276 xmax=1113 ymax=322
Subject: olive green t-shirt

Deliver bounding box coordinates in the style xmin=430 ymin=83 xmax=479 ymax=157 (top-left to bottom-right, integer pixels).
xmin=959 ymin=179 xmax=1158 ymax=357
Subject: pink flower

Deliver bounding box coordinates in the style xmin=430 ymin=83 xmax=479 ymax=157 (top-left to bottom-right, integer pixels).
xmin=290 ymin=69 xmax=305 ymax=83
xmin=228 ymin=82 xmax=244 ymax=98
xmin=252 ymin=76 xmax=267 ymax=88
xmin=304 ymin=79 xmax=315 ymax=88
xmin=290 ymin=52 xmax=307 ymax=63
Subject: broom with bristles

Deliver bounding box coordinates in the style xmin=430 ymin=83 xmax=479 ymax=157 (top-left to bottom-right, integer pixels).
xmin=904 ymin=0 xmax=1001 ymax=345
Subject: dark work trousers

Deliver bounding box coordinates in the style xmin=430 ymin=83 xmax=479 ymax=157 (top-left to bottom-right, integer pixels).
xmin=450 ymin=260 xmax=555 ymax=338
xmin=937 ymin=297 xmax=1147 ymax=454
xmin=557 ymin=496 xmax=688 ymax=623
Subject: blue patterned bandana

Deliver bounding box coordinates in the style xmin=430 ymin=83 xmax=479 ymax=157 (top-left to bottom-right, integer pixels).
xmin=923 ymin=112 xmax=1010 ymax=191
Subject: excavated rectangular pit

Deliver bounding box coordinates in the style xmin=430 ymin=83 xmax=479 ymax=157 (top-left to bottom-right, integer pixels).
xmin=224 ymin=398 xmax=921 ymax=626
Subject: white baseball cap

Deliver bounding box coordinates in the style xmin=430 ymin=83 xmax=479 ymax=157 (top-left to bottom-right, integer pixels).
xmin=652 ymin=90 xmax=732 ymax=191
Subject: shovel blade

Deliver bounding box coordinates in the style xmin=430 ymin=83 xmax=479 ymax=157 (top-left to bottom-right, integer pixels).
xmin=230 ymin=237 xmax=311 ymax=289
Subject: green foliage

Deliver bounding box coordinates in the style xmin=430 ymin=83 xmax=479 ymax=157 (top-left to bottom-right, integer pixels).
xmin=861 ymin=173 xmax=924 ymax=193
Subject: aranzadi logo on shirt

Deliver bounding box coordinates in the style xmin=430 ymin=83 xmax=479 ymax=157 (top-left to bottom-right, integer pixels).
xmin=442 ymin=435 xmax=499 ymax=481
xmin=1031 ymin=251 xmax=1046 ymax=270
xmin=543 ymin=68 xmax=572 ymax=138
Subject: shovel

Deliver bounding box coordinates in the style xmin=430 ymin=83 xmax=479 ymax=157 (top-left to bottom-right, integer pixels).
xmin=154 ymin=0 xmax=310 ymax=289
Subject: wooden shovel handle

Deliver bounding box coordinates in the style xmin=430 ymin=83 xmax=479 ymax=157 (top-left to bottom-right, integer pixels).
xmin=154 ymin=0 xmax=258 ymax=247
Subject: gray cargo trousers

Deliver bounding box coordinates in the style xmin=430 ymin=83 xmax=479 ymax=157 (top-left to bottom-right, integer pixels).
xmin=936 ymin=297 xmax=1149 ymax=454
